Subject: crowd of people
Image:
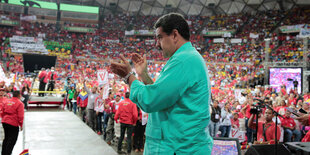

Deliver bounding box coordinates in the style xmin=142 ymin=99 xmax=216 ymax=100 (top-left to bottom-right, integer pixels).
xmin=58 ymin=75 xmax=148 ymax=154
xmin=0 ymin=4 xmax=310 ymax=154
xmin=209 ymin=85 xmax=310 ymax=144
xmin=1 ymin=8 xmax=309 ymax=63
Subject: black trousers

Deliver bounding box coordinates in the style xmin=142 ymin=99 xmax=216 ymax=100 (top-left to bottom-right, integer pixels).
xmin=80 ymin=107 xmax=86 ymax=122
xmin=22 ymin=94 xmax=29 ymax=109
xmin=133 ymin=121 xmax=145 ymax=150
xmin=46 ymin=81 xmax=55 ymax=92
xmin=67 ymin=99 xmax=73 ymax=111
xmin=2 ymin=123 xmax=19 ymax=155
xmin=39 ymin=82 xmax=46 ymax=96
xmin=118 ymin=123 xmax=133 ymax=153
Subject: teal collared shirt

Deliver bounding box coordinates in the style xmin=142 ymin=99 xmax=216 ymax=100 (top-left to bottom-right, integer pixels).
xmin=130 ymin=42 xmax=213 ymax=155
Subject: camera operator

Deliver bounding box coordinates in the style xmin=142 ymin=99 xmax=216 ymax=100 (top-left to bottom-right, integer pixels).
xmin=248 ymin=108 xmax=281 ymax=145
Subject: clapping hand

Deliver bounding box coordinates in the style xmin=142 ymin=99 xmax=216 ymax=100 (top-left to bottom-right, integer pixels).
xmin=296 ymin=114 xmax=309 ymax=126
xmin=131 ymin=53 xmax=147 ymax=76
xmin=110 ymin=54 xmax=132 ymax=78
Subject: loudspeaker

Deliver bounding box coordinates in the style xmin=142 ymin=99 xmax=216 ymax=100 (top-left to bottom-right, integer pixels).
xmin=245 ymin=144 xmax=291 ymax=155
xmin=286 ymin=142 xmax=310 ymax=155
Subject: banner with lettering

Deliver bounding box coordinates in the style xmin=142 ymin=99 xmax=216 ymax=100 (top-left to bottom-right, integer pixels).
xmin=97 ymin=69 xmax=109 ymax=99
xmin=9 ymin=35 xmax=48 ymax=54
xmin=229 ymin=128 xmax=246 ymax=143
xmin=300 ymin=28 xmax=310 ymax=38
xmin=98 ymin=70 xmax=108 ymax=85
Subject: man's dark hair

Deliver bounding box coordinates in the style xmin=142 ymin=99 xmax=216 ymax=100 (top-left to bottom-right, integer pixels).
xmin=154 ymin=13 xmax=190 ymax=40
xmin=13 ymin=91 xmax=20 ymax=97
xmin=125 ymin=92 xmax=130 ymax=98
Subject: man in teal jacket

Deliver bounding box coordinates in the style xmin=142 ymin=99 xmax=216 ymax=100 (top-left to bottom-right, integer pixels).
xmin=111 ymin=13 xmax=213 ymax=155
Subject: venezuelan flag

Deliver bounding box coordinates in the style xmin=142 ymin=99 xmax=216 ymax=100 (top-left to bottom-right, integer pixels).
xmin=78 ymin=91 xmax=88 ymax=101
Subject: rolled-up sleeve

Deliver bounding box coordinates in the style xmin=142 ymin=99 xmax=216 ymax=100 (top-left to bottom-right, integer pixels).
xmin=130 ymin=59 xmax=188 ymax=113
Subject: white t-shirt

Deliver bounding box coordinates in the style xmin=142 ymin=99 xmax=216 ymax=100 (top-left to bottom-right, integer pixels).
xmin=142 ymin=111 xmax=148 ymax=126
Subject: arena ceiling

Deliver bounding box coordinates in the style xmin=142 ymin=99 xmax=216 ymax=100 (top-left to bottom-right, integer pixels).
xmin=94 ymin=0 xmax=310 ymax=15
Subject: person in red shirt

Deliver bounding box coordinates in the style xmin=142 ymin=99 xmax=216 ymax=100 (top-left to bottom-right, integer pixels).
xmin=46 ymin=67 xmax=58 ymax=92
xmin=282 ymin=110 xmax=301 ymax=142
xmin=0 ymin=88 xmax=8 ymax=115
xmin=280 ymin=85 xmax=287 ymax=96
xmin=105 ymin=93 xmax=122 ymax=145
xmin=231 ymin=112 xmax=240 ymax=128
xmin=275 ymin=100 xmax=287 ymax=116
xmin=103 ymin=92 xmax=114 ymax=140
xmin=38 ymin=68 xmax=47 ymax=97
xmin=133 ymin=107 xmax=144 ymax=153
xmin=248 ymin=108 xmax=281 ymax=145
xmin=241 ymin=97 xmax=255 ymax=143
xmin=77 ymin=89 xmax=88 ymax=122
xmin=114 ymin=92 xmax=138 ymax=154
xmin=1 ymin=91 xmax=24 ymax=155
xmin=288 ymin=93 xmax=297 ymax=106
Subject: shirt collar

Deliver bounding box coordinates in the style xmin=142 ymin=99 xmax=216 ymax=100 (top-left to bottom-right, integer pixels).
xmin=170 ymin=42 xmax=192 ymax=59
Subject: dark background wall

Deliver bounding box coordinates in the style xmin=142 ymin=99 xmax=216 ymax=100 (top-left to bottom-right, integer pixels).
xmin=23 ymin=54 xmax=57 ymax=72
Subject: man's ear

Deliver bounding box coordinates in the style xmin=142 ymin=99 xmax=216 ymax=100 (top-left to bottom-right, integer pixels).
xmin=172 ymin=29 xmax=179 ymax=43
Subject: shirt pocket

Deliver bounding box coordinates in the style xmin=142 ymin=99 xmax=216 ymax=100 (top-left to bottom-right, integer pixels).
xmin=145 ymin=125 xmax=162 ymax=140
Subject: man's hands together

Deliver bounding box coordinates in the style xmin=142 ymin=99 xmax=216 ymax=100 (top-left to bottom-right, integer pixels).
xmin=110 ymin=53 xmax=147 ymax=79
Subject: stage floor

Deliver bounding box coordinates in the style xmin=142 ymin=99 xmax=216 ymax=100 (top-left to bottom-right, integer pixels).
xmin=12 ymin=111 xmax=117 ymax=155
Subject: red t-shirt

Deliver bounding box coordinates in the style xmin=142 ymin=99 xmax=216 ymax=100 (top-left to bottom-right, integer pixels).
xmin=238 ymin=112 xmax=244 ymax=118
xmin=276 ymin=106 xmax=287 ymax=116
xmin=245 ymin=104 xmax=251 ymax=118
xmin=1 ymin=97 xmax=24 ymax=127
xmin=302 ymin=131 xmax=310 ymax=142
xmin=281 ymin=88 xmax=287 ymax=96
xmin=281 ymin=116 xmax=296 ymax=128
xmin=251 ymin=121 xmax=281 ymax=142
xmin=288 ymin=98 xmax=297 ymax=106
xmin=264 ymin=90 xmax=271 ymax=96
xmin=231 ymin=118 xmax=240 ymax=128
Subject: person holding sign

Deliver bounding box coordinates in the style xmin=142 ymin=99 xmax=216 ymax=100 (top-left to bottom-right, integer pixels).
xmin=84 ymin=79 xmax=99 ymax=131
xmin=110 ymin=13 xmax=213 ymax=155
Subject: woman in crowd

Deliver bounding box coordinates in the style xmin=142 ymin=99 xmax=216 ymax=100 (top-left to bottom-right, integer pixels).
xmin=220 ymin=103 xmax=232 ymax=137
xmin=21 ymin=83 xmax=31 ymax=110
xmin=209 ymin=100 xmax=221 ymax=137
